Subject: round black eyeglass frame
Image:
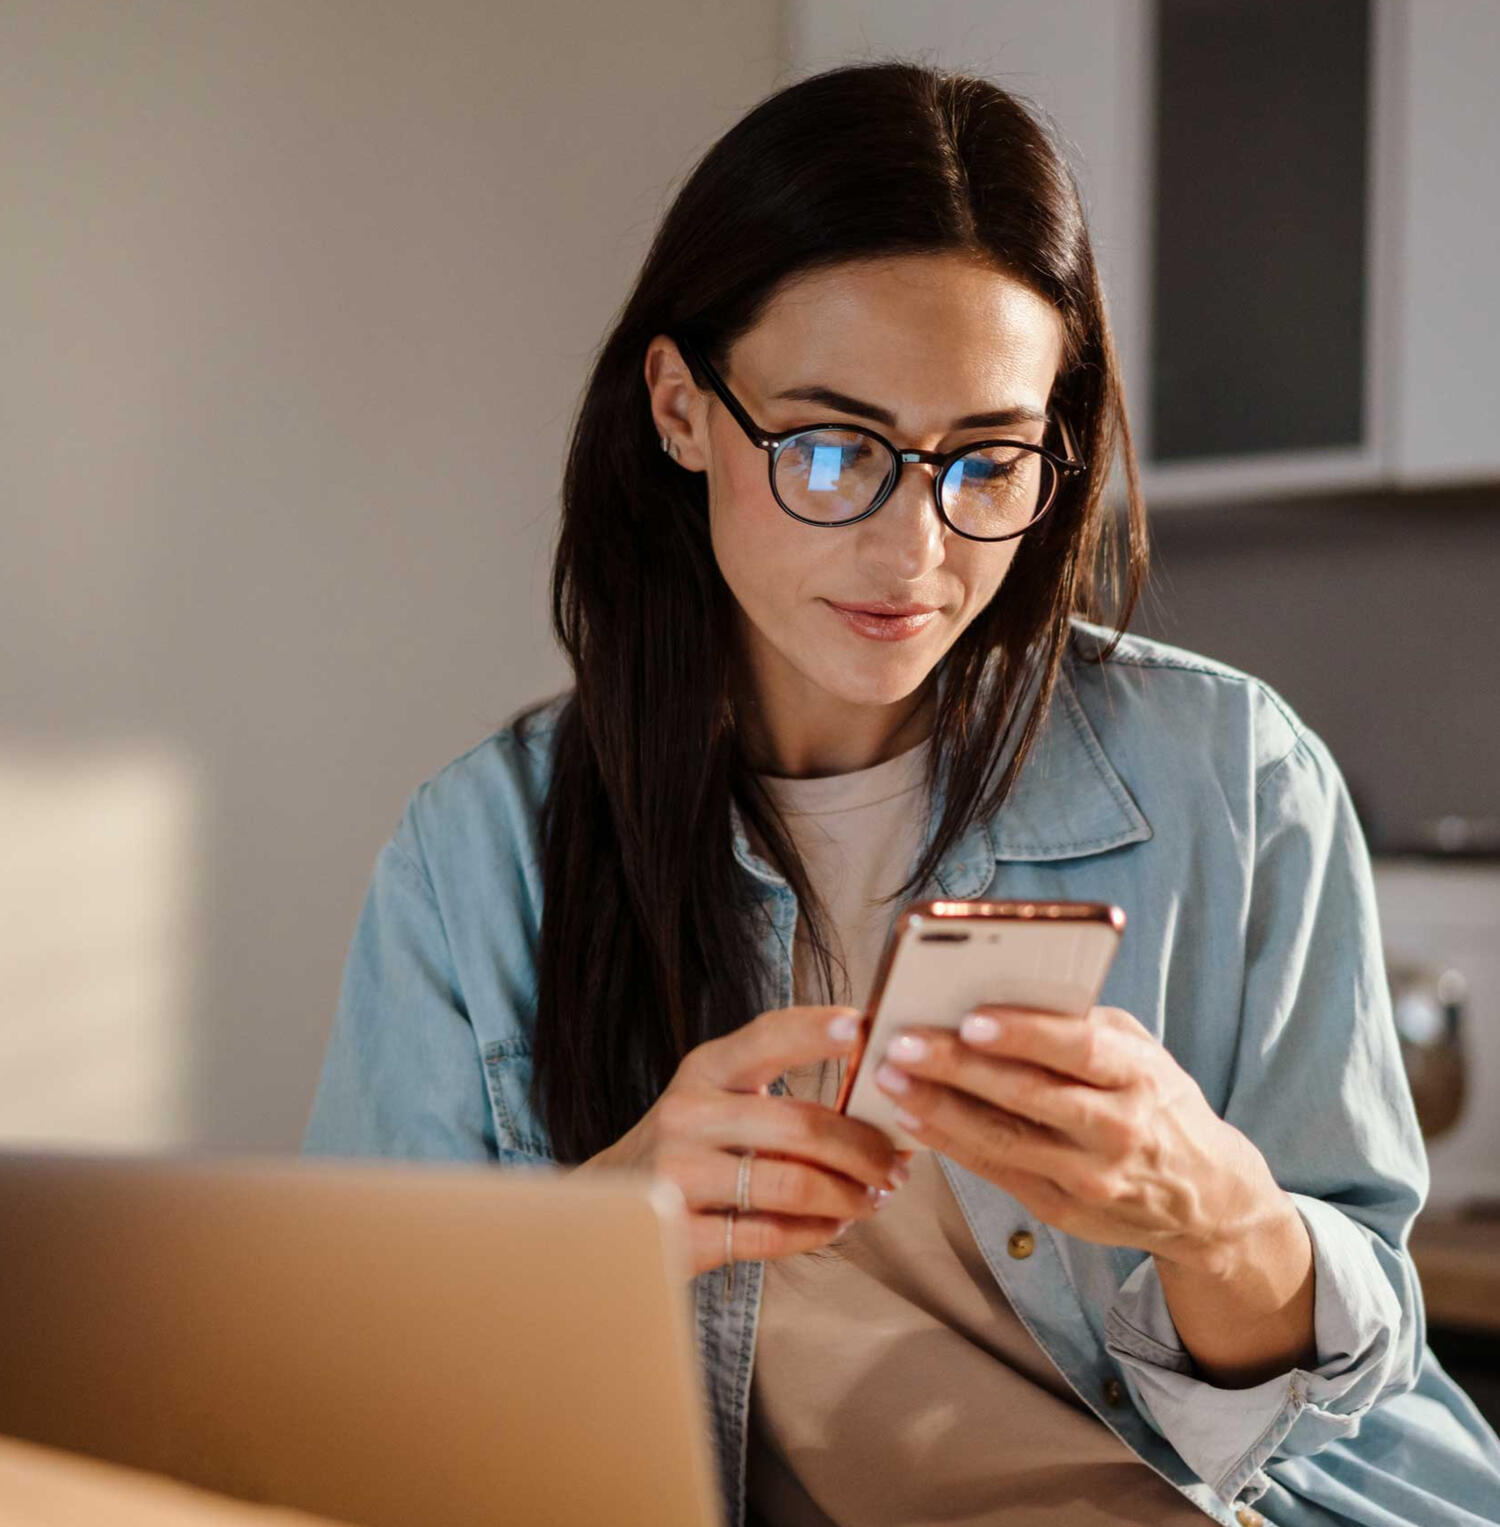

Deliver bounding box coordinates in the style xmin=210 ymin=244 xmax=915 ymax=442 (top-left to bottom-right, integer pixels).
xmin=671 ymin=331 xmax=1087 ymax=542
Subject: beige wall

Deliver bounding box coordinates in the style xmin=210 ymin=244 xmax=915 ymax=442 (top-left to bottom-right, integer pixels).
xmin=0 ymin=2 xmax=781 ymax=1152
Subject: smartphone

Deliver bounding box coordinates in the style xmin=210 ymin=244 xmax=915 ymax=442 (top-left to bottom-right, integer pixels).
xmin=834 ymin=898 xmax=1126 ymax=1150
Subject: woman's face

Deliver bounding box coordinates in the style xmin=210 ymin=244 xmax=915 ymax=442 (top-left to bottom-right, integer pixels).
xmin=646 ymin=252 xmax=1065 ymax=769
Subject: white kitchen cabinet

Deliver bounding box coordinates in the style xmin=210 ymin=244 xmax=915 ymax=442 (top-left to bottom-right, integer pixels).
xmin=1381 ymin=0 xmax=1500 ymax=488
xmin=784 ymin=0 xmax=1500 ymax=507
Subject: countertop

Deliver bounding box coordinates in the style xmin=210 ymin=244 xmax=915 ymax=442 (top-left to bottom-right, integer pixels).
xmin=1410 ymin=1209 xmax=1500 ymax=1333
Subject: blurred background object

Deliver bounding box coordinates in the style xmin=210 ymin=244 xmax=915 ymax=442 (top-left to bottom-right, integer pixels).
xmin=1389 ymin=959 xmax=1467 ymax=1142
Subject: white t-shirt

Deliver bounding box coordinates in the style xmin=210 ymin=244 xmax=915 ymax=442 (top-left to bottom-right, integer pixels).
xmin=745 ymin=734 xmax=1210 ymax=1527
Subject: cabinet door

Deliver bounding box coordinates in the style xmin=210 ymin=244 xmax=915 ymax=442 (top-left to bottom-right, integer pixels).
xmin=1381 ymin=0 xmax=1500 ymax=486
xmin=1141 ymin=0 xmax=1393 ymax=504
xmin=1149 ymin=0 xmax=1371 ymax=464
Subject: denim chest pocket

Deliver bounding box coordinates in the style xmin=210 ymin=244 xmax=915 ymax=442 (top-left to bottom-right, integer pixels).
xmin=481 ymin=1038 xmax=555 ymax=1162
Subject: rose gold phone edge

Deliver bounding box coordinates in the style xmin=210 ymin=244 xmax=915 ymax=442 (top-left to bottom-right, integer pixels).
xmin=832 ymin=898 xmax=1127 ymax=1117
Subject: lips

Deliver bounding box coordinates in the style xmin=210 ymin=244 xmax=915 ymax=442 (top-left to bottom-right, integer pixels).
xmin=824 ymin=599 xmax=941 ymax=643
xmin=827 ymin=600 xmax=941 ymax=617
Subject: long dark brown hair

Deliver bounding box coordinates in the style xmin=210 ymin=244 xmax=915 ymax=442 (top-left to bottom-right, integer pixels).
xmin=526 ymin=60 xmax=1148 ymax=1165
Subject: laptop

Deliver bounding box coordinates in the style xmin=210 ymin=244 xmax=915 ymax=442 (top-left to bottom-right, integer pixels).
xmin=0 ymin=1149 xmax=724 ymax=1527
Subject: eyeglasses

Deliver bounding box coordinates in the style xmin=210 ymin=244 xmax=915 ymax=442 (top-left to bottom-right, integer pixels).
xmin=671 ymin=332 xmax=1086 ymax=542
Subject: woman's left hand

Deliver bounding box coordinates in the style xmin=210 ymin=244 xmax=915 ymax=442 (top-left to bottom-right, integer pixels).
xmin=872 ymin=1004 xmax=1290 ymax=1273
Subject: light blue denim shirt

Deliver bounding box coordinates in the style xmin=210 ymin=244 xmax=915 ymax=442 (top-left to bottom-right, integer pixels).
xmin=304 ymin=618 xmax=1500 ymax=1527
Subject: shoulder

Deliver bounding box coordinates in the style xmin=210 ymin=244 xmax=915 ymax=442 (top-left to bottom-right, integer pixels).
xmin=391 ymin=688 xmax=573 ymax=891
xmin=1062 ymin=615 xmax=1317 ymax=797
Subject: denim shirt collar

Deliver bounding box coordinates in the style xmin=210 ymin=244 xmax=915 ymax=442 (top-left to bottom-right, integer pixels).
xmin=728 ymin=656 xmax=1153 ymax=894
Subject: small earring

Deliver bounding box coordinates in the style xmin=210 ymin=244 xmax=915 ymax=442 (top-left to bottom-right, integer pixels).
xmin=661 ymin=434 xmax=678 ymax=462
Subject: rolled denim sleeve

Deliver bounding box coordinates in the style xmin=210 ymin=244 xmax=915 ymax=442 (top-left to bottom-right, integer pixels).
xmin=1103 ymin=723 xmax=1428 ymax=1509
xmin=302 ymin=806 xmax=499 ymax=1162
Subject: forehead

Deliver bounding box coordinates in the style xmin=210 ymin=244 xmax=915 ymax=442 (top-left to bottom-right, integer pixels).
xmin=730 ymin=253 xmax=1065 ymax=417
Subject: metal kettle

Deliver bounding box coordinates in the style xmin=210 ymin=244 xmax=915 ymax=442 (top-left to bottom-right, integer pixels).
xmin=1387 ymin=960 xmax=1468 ymax=1140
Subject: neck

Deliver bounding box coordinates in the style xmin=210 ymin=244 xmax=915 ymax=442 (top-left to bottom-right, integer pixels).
xmin=738 ymin=673 xmax=939 ymax=779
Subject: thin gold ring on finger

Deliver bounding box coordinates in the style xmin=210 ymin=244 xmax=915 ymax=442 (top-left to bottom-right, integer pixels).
xmin=721 ymin=1150 xmax=754 ymax=1306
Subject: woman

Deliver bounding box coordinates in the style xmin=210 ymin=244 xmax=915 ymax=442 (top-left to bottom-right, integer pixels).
xmin=303 ymin=61 xmax=1500 ymax=1527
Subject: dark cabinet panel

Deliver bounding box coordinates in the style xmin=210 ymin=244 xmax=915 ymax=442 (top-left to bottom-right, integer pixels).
xmin=1150 ymin=0 xmax=1370 ymax=462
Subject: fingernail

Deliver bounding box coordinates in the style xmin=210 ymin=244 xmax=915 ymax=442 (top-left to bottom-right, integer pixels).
xmin=886 ymin=1161 xmax=910 ymax=1189
xmin=871 ymin=1188 xmax=896 ymax=1210
xmin=828 ymin=1012 xmax=860 ymax=1042
xmin=893 ymin=1106 xmax=923 ymax=1132
xmin=835 ymin=1219 xmax=855 ymax=1237
xmin=961 ymin=1013 xmax=1001 ymax=1044
xmin=875 ymin=1061 xmax=911 ymax=1094
xmin=887 ymin=1032 xmax=927 ymax=1062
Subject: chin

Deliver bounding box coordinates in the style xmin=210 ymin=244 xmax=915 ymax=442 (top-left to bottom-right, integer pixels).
xmin=811 ymin=658 xmax=935 ymax=710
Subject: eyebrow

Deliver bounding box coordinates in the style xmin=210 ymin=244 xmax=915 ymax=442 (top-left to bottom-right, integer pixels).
xmin=767 ymin=383 xmax=1047 ymax=432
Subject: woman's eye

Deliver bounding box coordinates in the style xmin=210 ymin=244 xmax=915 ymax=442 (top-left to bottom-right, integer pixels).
xmin=789 ymin=437 xmax=870 ymax=465
xmin=960 ymin=457 xmax=1015 ymax=481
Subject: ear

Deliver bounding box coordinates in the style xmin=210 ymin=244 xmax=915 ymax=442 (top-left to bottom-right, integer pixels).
xmin=644 ymin=334 xmax=709 ymax=473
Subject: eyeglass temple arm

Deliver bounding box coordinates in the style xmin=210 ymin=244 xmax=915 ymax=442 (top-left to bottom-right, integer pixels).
xmin=1053 ymin=410 xmax=1085 ymax=472
xmin=673 ymin=334 xmax=774 ymax=450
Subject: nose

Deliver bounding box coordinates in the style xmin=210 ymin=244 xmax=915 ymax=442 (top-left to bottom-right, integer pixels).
xmin=856 ymin=457 xmax=946 ymax=581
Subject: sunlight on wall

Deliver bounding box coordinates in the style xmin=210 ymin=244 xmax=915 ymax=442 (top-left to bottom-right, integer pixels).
xmin=0 ymin=747 xmax=202 ymax=1149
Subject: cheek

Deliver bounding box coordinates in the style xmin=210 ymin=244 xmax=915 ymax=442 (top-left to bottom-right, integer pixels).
xmin=954 ymin=542 xmax=1019 ymax=618
xmin=708 ymin=455 xmax=804 ymax=612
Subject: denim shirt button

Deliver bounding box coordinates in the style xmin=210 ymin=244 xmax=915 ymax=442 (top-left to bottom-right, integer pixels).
xmin=1006 ymin=1229 xmax=1035 ymax=1259
xmin=1102 ymin=1377 xmax=1124 ymax=1408
xmin=1235 ymin=1508 xmax=1264 ymax=1527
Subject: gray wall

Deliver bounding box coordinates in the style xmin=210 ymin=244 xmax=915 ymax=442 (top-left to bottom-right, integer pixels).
xmin=1 ymin=1 xmax=780 ymax=1153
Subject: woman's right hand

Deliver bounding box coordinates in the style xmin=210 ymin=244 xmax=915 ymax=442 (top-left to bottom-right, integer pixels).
xmin=574 ymin=1004 xmax=914 ymax=1278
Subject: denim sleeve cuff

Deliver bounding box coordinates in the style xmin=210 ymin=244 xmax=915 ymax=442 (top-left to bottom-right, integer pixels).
xmin=1102 ymin=1193 xmax=1408 ymax=1505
